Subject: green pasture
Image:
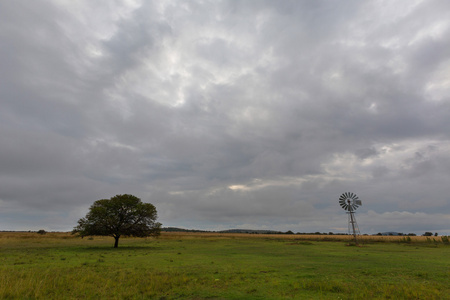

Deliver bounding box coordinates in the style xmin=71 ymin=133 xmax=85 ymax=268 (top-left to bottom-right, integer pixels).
xmin=0 ymin=233 xmax=449 ymax=299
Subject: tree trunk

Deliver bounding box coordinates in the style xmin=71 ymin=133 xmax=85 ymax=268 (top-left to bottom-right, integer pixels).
xmin=114 ymin=236 xmax=120 ymax=248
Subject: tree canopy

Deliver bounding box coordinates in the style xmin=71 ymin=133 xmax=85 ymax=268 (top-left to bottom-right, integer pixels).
xmin=73 ymin=194 xmax=161 ymax=247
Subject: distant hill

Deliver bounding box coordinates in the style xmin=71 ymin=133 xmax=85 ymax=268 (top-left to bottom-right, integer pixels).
xmin=161 ymin=227 xmax=209 ymax=233
xmin=218 ymin=229 xmax=283 ymax=234
xmin=380 ymin=232 xmax=402 ymax=236
xmin=161 ymin=227 xmax=285 ymax=234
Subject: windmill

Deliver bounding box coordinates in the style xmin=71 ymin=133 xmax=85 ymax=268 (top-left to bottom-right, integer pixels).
xmin=339 ymin=192 xmax=362 ymax=245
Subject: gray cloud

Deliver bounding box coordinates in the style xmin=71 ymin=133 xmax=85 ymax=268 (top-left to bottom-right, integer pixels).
xmin=1 ymin=0 xmax=449 ymax=235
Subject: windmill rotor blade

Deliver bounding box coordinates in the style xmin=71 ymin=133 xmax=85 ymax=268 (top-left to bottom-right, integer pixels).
xmin=339 ymin=192 xmax=361 ymax=211
xmin=339 ymin=193 xmax=347 ymax=210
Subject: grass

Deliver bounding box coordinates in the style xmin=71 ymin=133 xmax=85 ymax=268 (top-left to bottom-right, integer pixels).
xmin=0 ymin=232 xmax=449 ymax=299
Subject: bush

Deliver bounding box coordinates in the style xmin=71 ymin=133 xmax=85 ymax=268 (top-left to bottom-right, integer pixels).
xmin=400 ymin=236 xmax=411 ymax=243
xmin=37 ymin=230 xmax=46 ymax=235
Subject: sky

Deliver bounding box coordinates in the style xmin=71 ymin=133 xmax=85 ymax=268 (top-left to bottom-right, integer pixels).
xmin=1 ymin=0 xmax=450 ymax=235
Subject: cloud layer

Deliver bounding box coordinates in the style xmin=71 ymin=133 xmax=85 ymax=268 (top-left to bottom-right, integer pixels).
xmin=1 ymin=0 xmax=449 ymax=234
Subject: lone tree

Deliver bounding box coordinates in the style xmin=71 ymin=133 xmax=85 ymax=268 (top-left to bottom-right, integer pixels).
xmin=73 ymin=194 xmax=161 ymax=248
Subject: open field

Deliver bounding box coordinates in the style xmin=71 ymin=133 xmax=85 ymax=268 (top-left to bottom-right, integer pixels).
xmin=0 ymin=232 xmax=449 ymax=299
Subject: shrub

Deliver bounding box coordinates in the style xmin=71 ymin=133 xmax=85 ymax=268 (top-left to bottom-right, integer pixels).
xmin=399 ymin=236 xmax=411 ymax=243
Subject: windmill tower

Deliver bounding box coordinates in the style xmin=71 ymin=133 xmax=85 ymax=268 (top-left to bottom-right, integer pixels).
xmin=339 ymin=192 xmax=362 ymax=245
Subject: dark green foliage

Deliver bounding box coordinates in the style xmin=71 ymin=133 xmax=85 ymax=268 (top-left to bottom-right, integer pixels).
xmin=423 ymin=232 xmax=433 ymax=236
xmin=37 ymin=230 xmax=46 ymax=235
xmin=399 ymin=236 xmax=412 ymax=243
xmin=73 ymin=194 xmax=161 ymax=247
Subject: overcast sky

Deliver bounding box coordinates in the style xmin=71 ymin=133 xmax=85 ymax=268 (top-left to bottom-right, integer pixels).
xmin=1 ymin=1 xmax=449 ymax=235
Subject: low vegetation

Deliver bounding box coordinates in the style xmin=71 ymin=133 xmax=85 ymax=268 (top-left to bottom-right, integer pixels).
xmin=0 ymin=232 xmax=449 ymax=299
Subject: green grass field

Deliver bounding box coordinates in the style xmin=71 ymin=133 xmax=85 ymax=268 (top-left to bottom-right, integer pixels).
xmin=0 ymin=232 xmax=449 ymax=299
